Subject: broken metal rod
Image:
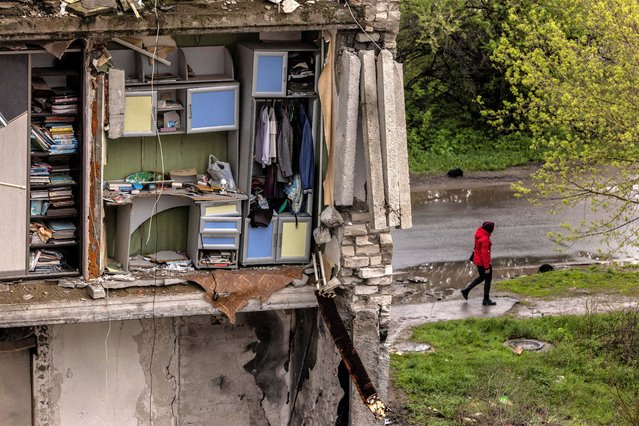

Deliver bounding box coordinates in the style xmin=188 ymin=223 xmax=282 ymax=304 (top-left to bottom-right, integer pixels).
xmin=317 ymin=250 xmax=328 ymax=287
xmin=311 ymin=253 xmax=319 ymax=290
xmin=0 ymin=181 xmax=26 ymax=190
xmin=315 ymin=291 xmax=389 ymax=420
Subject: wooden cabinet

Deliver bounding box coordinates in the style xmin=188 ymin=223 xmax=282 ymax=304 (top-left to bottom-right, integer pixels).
xmin=121 ymin=83 xmax=239 ymax=137
xmin=111 ymin=45 xmax=239 ymax=138
xmin=242 ymin=214 xmax=312 ymax=265
xmin=237 ymin=42 xmax=320 ymax=266
xmin=188 ymin=200 xmax=243 ymax=268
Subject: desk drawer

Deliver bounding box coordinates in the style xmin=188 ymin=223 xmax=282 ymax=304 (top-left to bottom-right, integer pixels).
xmin=199 ymin=201 xmax=241 ymax=217
xmin=200 ymin=233 xmax=240 ymax=249
xmin=200 ymin=217 xmax=242 ymax=233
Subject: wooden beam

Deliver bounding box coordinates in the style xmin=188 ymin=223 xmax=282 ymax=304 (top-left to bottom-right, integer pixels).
xmin=112 ymin=37 xmax=171 ymax=66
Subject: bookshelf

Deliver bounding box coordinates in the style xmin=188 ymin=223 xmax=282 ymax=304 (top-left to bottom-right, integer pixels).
xmin=28 ymin=51 xmax=83 ymax=276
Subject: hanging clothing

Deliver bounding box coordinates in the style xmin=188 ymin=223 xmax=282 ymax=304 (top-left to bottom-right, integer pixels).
xmin=276 ymin=107 xmax=294 ymax=183
xmin=268 ymin=106 xmax=278 ymax=164
xmin=262 ymin=164 xmax=277 ymax=199
xmin=298 ymin=104 xmax=314 ymax=190
xmin=255 ymin=104 xmax=271 ymax=167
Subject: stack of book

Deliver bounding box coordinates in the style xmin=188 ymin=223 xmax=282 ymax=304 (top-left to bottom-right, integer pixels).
xmin=47 ymin=188 xmax=77 ymax=217
xmin=29 ymin=221 xmax=52 ymax=245
xmin=47 ymin=220 xmax=76 ymax=242
xmin=29 ymin=249 xmax=65 ymax=273
xmin=30 ymin=188 xmax=76 ymax=217
xmin=49 ymin=88 xmax=78 ymax=115
xmin=30 ymin=161 xmax=51 ymax=186
xmin=30 ymin=124 xmax=78 ymax=154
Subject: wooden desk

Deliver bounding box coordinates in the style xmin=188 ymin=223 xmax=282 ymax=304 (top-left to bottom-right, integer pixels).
xmin=105 ymin=189 xmax=247 ymax=270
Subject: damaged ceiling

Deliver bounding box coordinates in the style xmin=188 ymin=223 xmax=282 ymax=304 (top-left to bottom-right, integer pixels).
xmin=0 ymin=0 xmax=359 ymax=41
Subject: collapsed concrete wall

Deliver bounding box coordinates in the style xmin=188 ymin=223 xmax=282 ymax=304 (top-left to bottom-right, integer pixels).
xmin=26 ymin=311 xmax=346 ymax=425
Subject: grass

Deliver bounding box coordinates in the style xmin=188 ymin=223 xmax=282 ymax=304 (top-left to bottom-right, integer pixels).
xmin=494 ymin=265 xmax=639 ymax=299
xmin=392 ymin=313 xmax=639 ymax=425
xmin=408 ymin=147 xmax=534 ymax=174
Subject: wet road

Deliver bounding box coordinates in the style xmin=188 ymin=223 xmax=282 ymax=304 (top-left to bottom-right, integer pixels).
xmin=392 ymin=180 xmax=637 ymax=272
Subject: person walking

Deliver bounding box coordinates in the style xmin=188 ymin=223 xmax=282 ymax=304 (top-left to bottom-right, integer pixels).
xmin=461 ymin=221 xmax=496 ymax=305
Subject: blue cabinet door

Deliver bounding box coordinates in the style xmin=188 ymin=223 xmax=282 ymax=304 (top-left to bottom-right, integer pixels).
xmin=253 ymin=52 xmax=287 ymax=97
xmin=242 ymin=219 xmax=276 ymax=264
xmin=187 ymin=84 xmax=239 ymax=133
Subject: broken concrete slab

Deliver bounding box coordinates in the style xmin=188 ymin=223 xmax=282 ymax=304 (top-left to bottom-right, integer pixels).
xmin=102 ymin=278 xmax=187 ymax=290
xmin=358 ymin=50 xmax=387 ymax=230
xmin=107 ymin=68 xmax=124 ymax=139
xmin=127 ymin=255 xmax=155 ymax=269
xmin=333 ymin=51 xmax=361 ymax=206
xmin=376 ymin=50 xmax=400 ymax=228
xmin=87 ymin=284 xmax=106 ymax=299
xmin=148 ymin=251 xmax=188 ymax=263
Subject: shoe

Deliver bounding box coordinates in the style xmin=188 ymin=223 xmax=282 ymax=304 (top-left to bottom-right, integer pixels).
xmin=482 ymin=299 xmax=496 ymax=306
xmin=461 ymin=289 xmax=469 ymax=300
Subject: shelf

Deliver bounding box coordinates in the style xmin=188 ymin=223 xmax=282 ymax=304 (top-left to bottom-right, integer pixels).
xmin=157 ymin=106 xmax=184 ymax=112
xmin=32 ymin=67 xmax=79 ymax=77
xmin=31 ymin=213 xmax=78 ymax=220
xmin=31 ymin=152 xmax=80 ymax=158
xmin=31 ymin=112 xmax=79 ymax=117
xmin=30 ymin=182 xmax=77 ymax=189
xmin=30 ymin=241 xmax=78 ymax=249
xmin=27 ymin=269 xmax=80 ymax=278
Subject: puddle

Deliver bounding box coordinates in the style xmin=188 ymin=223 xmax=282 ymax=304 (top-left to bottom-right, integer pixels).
xmin=390 ymin=342 xmax=432 ymax=355
xmin=390 ymin=255 xmax=607 ymax=305
xmin=411 ymin=185 xmax=516 ymax=207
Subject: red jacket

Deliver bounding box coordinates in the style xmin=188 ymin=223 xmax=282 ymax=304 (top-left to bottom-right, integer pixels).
xmin=472 ymin=226 xmax=492 ymax=268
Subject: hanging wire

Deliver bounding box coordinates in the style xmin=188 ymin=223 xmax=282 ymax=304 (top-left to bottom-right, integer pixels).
xmin=344 ymin=0 xmax=383 ymax=51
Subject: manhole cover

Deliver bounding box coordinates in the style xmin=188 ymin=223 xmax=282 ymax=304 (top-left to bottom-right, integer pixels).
xmin=504 ymin=339 xmax=549 ymax=352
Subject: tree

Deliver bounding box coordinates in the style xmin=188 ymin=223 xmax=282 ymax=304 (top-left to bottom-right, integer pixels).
xmin=491 ymin=0 xmax=639 ymax=248
xmin=398 ymin=0 xmax=513 ymax=151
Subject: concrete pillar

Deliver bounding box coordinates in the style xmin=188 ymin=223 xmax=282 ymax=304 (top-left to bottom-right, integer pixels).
xmin=107 ymin=68 xmax=125 ymax=139
xmin=358 ymin=50 xmax=387 ymax=230
xmin=391 ymin=62 xmax=412 ymax=229
xmin=334 ymin=51 xmax=362 ymax=206
xmin=376 ymin=50 xmax=400 ymax=227
xmin=349 ymin=306 xmax=384 ymax=426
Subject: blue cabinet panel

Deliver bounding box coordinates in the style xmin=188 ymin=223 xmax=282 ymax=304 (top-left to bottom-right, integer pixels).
xmin=246 ymin=223 xmax=274 ymax=260
xmin=187 ymin=84 xmax=238 ymax=133
xmin=255 ymin=54 xmax=285 ymax=95
xmin=202 ymin=221 xmax=239 ymax=232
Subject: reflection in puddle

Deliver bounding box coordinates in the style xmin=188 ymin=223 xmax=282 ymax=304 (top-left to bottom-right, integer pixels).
xmin=411 ymin=185 xmax=517 ymax=206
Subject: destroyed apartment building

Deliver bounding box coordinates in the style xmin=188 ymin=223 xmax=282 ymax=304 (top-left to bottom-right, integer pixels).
xmin=0 ymin=0 xmax=411 ymax=424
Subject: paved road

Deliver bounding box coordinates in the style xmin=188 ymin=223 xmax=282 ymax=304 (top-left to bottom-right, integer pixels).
xmin=391 ymin=172 xmax=637 ymax=271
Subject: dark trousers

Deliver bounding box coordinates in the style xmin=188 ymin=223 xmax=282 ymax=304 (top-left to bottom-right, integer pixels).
xmin=465 ymin=265 xmax=492 ymax=301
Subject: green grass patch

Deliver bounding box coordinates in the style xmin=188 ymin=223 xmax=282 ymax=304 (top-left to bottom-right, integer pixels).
xmin=392 ymin=314 xmax=639 ymax=425
xmin=407 ymin=123 xmax=538 ymax=174
xmin=494 ymin=265 xmax=639 ymax=299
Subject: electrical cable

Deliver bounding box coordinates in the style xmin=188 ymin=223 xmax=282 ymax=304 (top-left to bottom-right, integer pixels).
xmin=148 ymin=1 xmax=162 ymax=423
